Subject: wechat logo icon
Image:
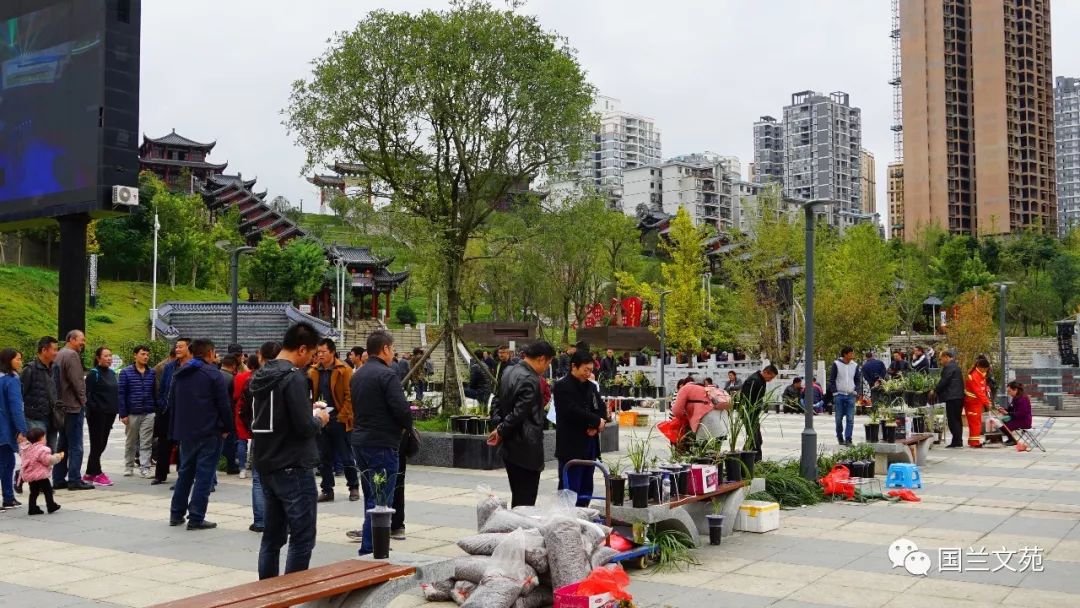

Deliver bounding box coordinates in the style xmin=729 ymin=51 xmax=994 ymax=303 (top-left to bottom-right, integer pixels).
xmin=888 ymin=538 xmax=931 ymax=576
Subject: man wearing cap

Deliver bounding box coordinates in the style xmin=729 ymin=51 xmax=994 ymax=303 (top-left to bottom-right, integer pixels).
xmin=931 ymin=349 xmax=966 ymax=448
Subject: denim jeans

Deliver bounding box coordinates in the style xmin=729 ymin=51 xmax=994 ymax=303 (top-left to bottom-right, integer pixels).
xmin=258 ymin=467 xmax=318 ymax=580
xmin=834 ymin=393 xmax=856 ymax=442
xmin=353 ymin=446 xmax=399 ymax=555
xmin=170 ymin=436 xmax=223 ymax=524
xmin=251 ymin=469 xmax=265 ymax=527
xmin=53 ymin=410 xmax=85 ymax=485
xmin=318 ymin=420 xmax=358 ymax=494
xmin=236 ymin=439 xmax=248 ymax=471
xmin=0 ymin=446 xmax=15 ymax=504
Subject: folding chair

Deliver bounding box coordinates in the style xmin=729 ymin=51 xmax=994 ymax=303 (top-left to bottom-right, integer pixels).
xmin=1015 ymin=418 xmax=1055 ymax=453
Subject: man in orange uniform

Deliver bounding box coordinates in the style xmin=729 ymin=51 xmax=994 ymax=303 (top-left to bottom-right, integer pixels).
xmin=963 ymin=356 xmax=992 ymax=448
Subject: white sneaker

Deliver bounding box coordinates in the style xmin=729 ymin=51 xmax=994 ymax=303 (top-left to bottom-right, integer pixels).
xmin=239 ymin=470 xmax=248 ymax=479
xmin=139 ymin=468 xmax=151 ymax=478
xmin=123 ymin=469 xmax=134 ymax=477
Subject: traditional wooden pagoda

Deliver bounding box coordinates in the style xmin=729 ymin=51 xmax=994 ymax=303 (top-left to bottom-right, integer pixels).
xmin=139 ymin=130 xmax=227 ymax=189
xmin=307 ymin=162 xmax=375 ymax=213
xmin=139 ymin=130 xmax=306 ymax=246
xmin=310 ymin=245 xmax=409 ymax=321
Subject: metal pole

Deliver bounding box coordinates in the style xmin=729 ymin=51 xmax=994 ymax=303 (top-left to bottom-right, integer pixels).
xmin=801 ymin=201 xmax=826 ymax=481
xmin=231 ymin=250 xmax=240 ymax=348
xmin=999 ymin=284 xmax=1008 ymax=408
xmin=659 ymin=290 xmax=670 ymax=398
xmin=151 ymin=213 xmax=159 ymax=340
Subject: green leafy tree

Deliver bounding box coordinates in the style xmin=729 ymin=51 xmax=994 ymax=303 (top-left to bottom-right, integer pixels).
xmin=814 ymin=224 xmax=897 ymax=359
xmin=246 ymin=238 xmax=328 ymax=302
xmin=946 ymin=289 xmax=997 ymax=370
xmin=285 ymin=1 xmax=595 ymax=411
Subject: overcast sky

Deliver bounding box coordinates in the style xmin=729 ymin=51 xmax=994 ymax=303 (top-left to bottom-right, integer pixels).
xmin=141 ymin=1 xmax=1080 ymax=219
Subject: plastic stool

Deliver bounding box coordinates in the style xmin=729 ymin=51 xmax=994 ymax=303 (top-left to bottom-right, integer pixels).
xmin=885 ymin=463 xmax=922 ymax=489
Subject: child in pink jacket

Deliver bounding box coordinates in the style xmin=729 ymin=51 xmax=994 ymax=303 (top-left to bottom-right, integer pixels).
xmin=19 ymin=427 xmax=63 ymax=514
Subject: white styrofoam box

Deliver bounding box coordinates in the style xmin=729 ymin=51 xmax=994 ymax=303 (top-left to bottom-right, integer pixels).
xmin=735 ymin=500 xmax=779 ymax=533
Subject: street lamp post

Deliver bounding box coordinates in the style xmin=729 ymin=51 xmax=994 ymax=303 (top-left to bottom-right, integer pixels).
xmin=659 ymin=290 xmax=672 ymax=399
xmin=150 ymin=213 xmax=160 ymax=340
xmin=217 ymin=241 xmax=256 ymax=348
xmin=993 ymin=282 xmax=1016 ymax=408
xmin=801 ymin=199 xmax=832 ymax=481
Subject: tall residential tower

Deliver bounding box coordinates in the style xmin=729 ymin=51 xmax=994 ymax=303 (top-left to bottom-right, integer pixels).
xmin=899 ymin=0 xmax=1055 ymax=238
xmin=1055 ymin=76 xmax=1080 ymax=234
xmin=781 ymin=91 xmax=863 ymax=222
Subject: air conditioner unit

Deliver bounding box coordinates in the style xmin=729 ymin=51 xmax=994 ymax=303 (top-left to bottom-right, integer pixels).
xmin=112 ymin=185 xmax=139 ymax=206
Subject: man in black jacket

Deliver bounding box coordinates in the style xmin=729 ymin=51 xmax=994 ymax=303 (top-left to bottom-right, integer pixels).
xmin=739 ymin=364 xmax=777 ymax=462
xmin=20 ymin=336 xmax=60 ymax=449
xmin=553 ymin=350 xmax=607 ymax=506
xmin=931 ymin=349 xmax=966 ymax=448
xmin=350 ymin=330 xmax=414 ymax=556
xmin=599 ymin=348 xmax=618 ymax=383
xmin=250 ymin=323 xmax=328 ymax=579
xmin=487 ymin=341 xmax=556 ymax=508
xmin=464 ymin=350 xmax=492 ymax=405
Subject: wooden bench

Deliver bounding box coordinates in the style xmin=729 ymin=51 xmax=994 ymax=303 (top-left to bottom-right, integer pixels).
xmin=608 ymin=480 xmax=751 ymax=547
xmin=871 ymin=432 xmax=934 ymax=473
xmin=151 ymin=560 xmax=417 ymax=608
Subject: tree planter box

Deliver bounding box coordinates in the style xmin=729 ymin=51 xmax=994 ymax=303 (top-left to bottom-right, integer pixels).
xmin=413 ymin=426 xmax=618 ymax=470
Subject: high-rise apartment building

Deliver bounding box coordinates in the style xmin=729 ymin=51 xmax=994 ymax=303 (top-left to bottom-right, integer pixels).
xmin=888 ymin=162 xmax=905 ymax=239
xmin=781 ymin=91 xmax=863 ymax=219
xmin=556 ymin=95 xmax=662 ymax=208
xmin=752 ymin=116 xmax=784 ymax=184
xmin=1055 ymin=76 xmax=1080 ymax=234
xmin=900 ymin=0 xmax=1055 ymax=238
xmin=622 ymin=159 xmax=735 ymax=230
xmin=860 ymin=149 xmax=877 ymax=215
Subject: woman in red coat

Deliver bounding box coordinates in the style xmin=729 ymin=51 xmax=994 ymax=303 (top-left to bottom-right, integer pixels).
xmin=963 ymin=356 xmax=992 ymax=448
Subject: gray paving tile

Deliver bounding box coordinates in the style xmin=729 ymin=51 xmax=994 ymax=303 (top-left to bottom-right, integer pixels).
xmin=659 ymin=587 xmax=777 ymax=608
xmin=624 ymin=579 xmax=704 ymax=607
xmin=1017 ymin=559 xmax=1080 ymax=595
xmin=925 ymin=511 xmax=1012 ymax=532
xmin=990 ymin=515 xmax=1078 ymax=539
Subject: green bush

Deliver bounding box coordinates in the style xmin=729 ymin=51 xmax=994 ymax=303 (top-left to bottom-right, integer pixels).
xmin=89 ymin=313 xmax=115 ymax=324
xmin=396 ymin=303 xmax=418 ymax=326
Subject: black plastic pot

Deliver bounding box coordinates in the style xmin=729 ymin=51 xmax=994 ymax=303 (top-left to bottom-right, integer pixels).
xmin=883 ymin=424 xmax=897 ymax=443
xmin=647 ymin=471 xmax=663 ymax=503
xmin=836 ymin=459 xmax=856 ymax=473
xmin=865 ymin=423 xmax=880 ymax=443
xmin=738 ymin=451 xmax=757 ymax=479
xmin=707 ymin=514 xmax=725 ymax=545
xmin=675 ymin=466 xmax=690 ymax=497
xmin=627 ymin=472 xmax=650 ymax=508
xmin=894 ymin=412 xmax=908 ymax=440
xmin=609 ymin=477 xmax=626 ymax=506
xmin=450 ymin=416 xmax=470 ymax=434
xmin=911 ymin=391 xmax=928 ymax=408
xmin=851 ymin=460 xmax=874 ymax=478
xmin=468 ymin=417 xmax=486 ymax=435
xmin=911 ymin=415 xmax=927 ymax=434
xmin=368 ymin=507 xmax=395 ymax=559
xmin=724 ymin=456 xmax=743 ymax=483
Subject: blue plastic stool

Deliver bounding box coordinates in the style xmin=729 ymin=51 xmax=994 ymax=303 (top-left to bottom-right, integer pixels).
xmin=885 ymin=463 xmax=922 ymax=489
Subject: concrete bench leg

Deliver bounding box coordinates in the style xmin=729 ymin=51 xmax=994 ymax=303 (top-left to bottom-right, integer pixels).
xmin=914 ymin=439 xmax=931 ymax=467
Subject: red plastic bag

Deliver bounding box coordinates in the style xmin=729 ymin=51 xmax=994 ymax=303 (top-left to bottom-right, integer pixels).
xmin=888 ymin=489 xmax=921 ymax=502
xmin=575 ymin=565 xmax=632 ymax=600
xmin=606 ymin=531 xmax=633 ymax=552
xmin=819 ymin=464 xmax=854 ymax=500
xmin=657 ymin=417 xmax=688 ymax=444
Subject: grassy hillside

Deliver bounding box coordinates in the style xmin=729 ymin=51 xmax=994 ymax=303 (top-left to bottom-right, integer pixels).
xmin=0 ymin=264 xmax=228 ymax=358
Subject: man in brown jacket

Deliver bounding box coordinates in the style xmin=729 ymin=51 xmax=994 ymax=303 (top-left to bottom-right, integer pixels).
xmin=309 ymin=338 xmax=358 ymax=502
xmin=53 ymin=330 xmax=94 ymax=490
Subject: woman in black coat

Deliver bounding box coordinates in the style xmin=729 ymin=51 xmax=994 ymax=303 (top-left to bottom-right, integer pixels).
xmin=553 ymin=350 xmax=608 ymax=507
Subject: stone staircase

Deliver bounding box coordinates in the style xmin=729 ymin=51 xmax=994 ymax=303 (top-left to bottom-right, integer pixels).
xmin=1006 ymin=337 xmax=1059 ymax=368
xmin=392 ymin=325 xmax=453 ymax=378
xmin=340 ymin=318 xmax=387 ymax=351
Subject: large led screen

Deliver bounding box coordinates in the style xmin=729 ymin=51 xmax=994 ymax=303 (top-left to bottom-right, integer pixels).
xmin=0 ymin=0 xmax=106 ymax=225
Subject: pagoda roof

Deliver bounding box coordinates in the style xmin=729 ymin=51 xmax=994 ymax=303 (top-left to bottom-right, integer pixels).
xmin=333 ymin=162 xmax=367 ymax=175
xmin=206 ymin=173 xmax=257 ymax=189
xmin=328 ymin=245 xmax=391 ymax=267
xmin=308 ymin=174 xmax=346 ymax=187
xmin=375 ymin=270 xmax=410 ymax=287
xmin=143 ymin=130 xmax=216 ymax=150
xmin=142 ymin=157 xmax=228 ymax=171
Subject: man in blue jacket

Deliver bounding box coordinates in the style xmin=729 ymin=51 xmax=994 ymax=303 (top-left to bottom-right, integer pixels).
xmin=118 ymin=345 xmax=156 ymax=478
xmin=169 ymin=339 xmax=234 ymax=530
xmin=152 ymin=339 xmax=189 ymax=485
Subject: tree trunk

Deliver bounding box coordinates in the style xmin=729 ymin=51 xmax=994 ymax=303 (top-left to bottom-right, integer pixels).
xmin=441 ymin=245 xmax=465 ymax=415
xmin=190 ymin=260 xmax=198 ymax=288
xmin=561 ymin=297 xmax=571 ymax=344
xmin=169 ymin=257 xmax=176 ymax=288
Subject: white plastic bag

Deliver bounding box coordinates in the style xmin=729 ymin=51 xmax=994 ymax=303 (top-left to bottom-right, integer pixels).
xmin=461 ymin=530 xmax=539 ymax=608
xmin=476 ymin=484 xmax=507 ymax=531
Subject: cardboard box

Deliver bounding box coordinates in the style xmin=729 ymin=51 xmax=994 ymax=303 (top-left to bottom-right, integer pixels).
xmin=554 ymin=582 xmax=615 ymax=608
xmin=688 ymin=464 xmax=719 ymax=495
xmin=735 ymin=500 xmax=779 ymax=533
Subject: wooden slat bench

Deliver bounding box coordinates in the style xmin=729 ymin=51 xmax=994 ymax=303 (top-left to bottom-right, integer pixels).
xmin=871 ymin=432 xmax=934 ymax=473
xmin=609 ymin=480 xmax=750 ymax=547
xmin=151 ymin=560 xmax=416 ymax=608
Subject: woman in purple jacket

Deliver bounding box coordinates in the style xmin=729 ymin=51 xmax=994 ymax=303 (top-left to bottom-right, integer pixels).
xmin=998 ymin=381 xmax=1032 ymax=446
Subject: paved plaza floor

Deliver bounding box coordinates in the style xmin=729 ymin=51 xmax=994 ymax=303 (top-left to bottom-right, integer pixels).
xmin=0 ymin=412 xmax=1077 ymax=607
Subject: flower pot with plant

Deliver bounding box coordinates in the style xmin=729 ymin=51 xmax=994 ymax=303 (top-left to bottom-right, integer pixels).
xmin=607 ymin=459 xmax=627 ymax=506
xmin=865 ymin=407 xmax=881 ymax=443
xmin=366 ymin=470 xmax=395 ymax=559
xmin=625 ymin=432 xmax=653 ymax=508
xmin=706 ymin=499 xmax=725 ymax=545
xmin=882 ymin=408 xmax=898 ymax=443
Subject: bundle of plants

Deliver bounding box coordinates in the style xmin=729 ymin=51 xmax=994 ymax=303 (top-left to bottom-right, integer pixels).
xmin=647 ymin=527 xmax=700 ymax=573
xmin=759 ymin=463 xmax=824 ymax=508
